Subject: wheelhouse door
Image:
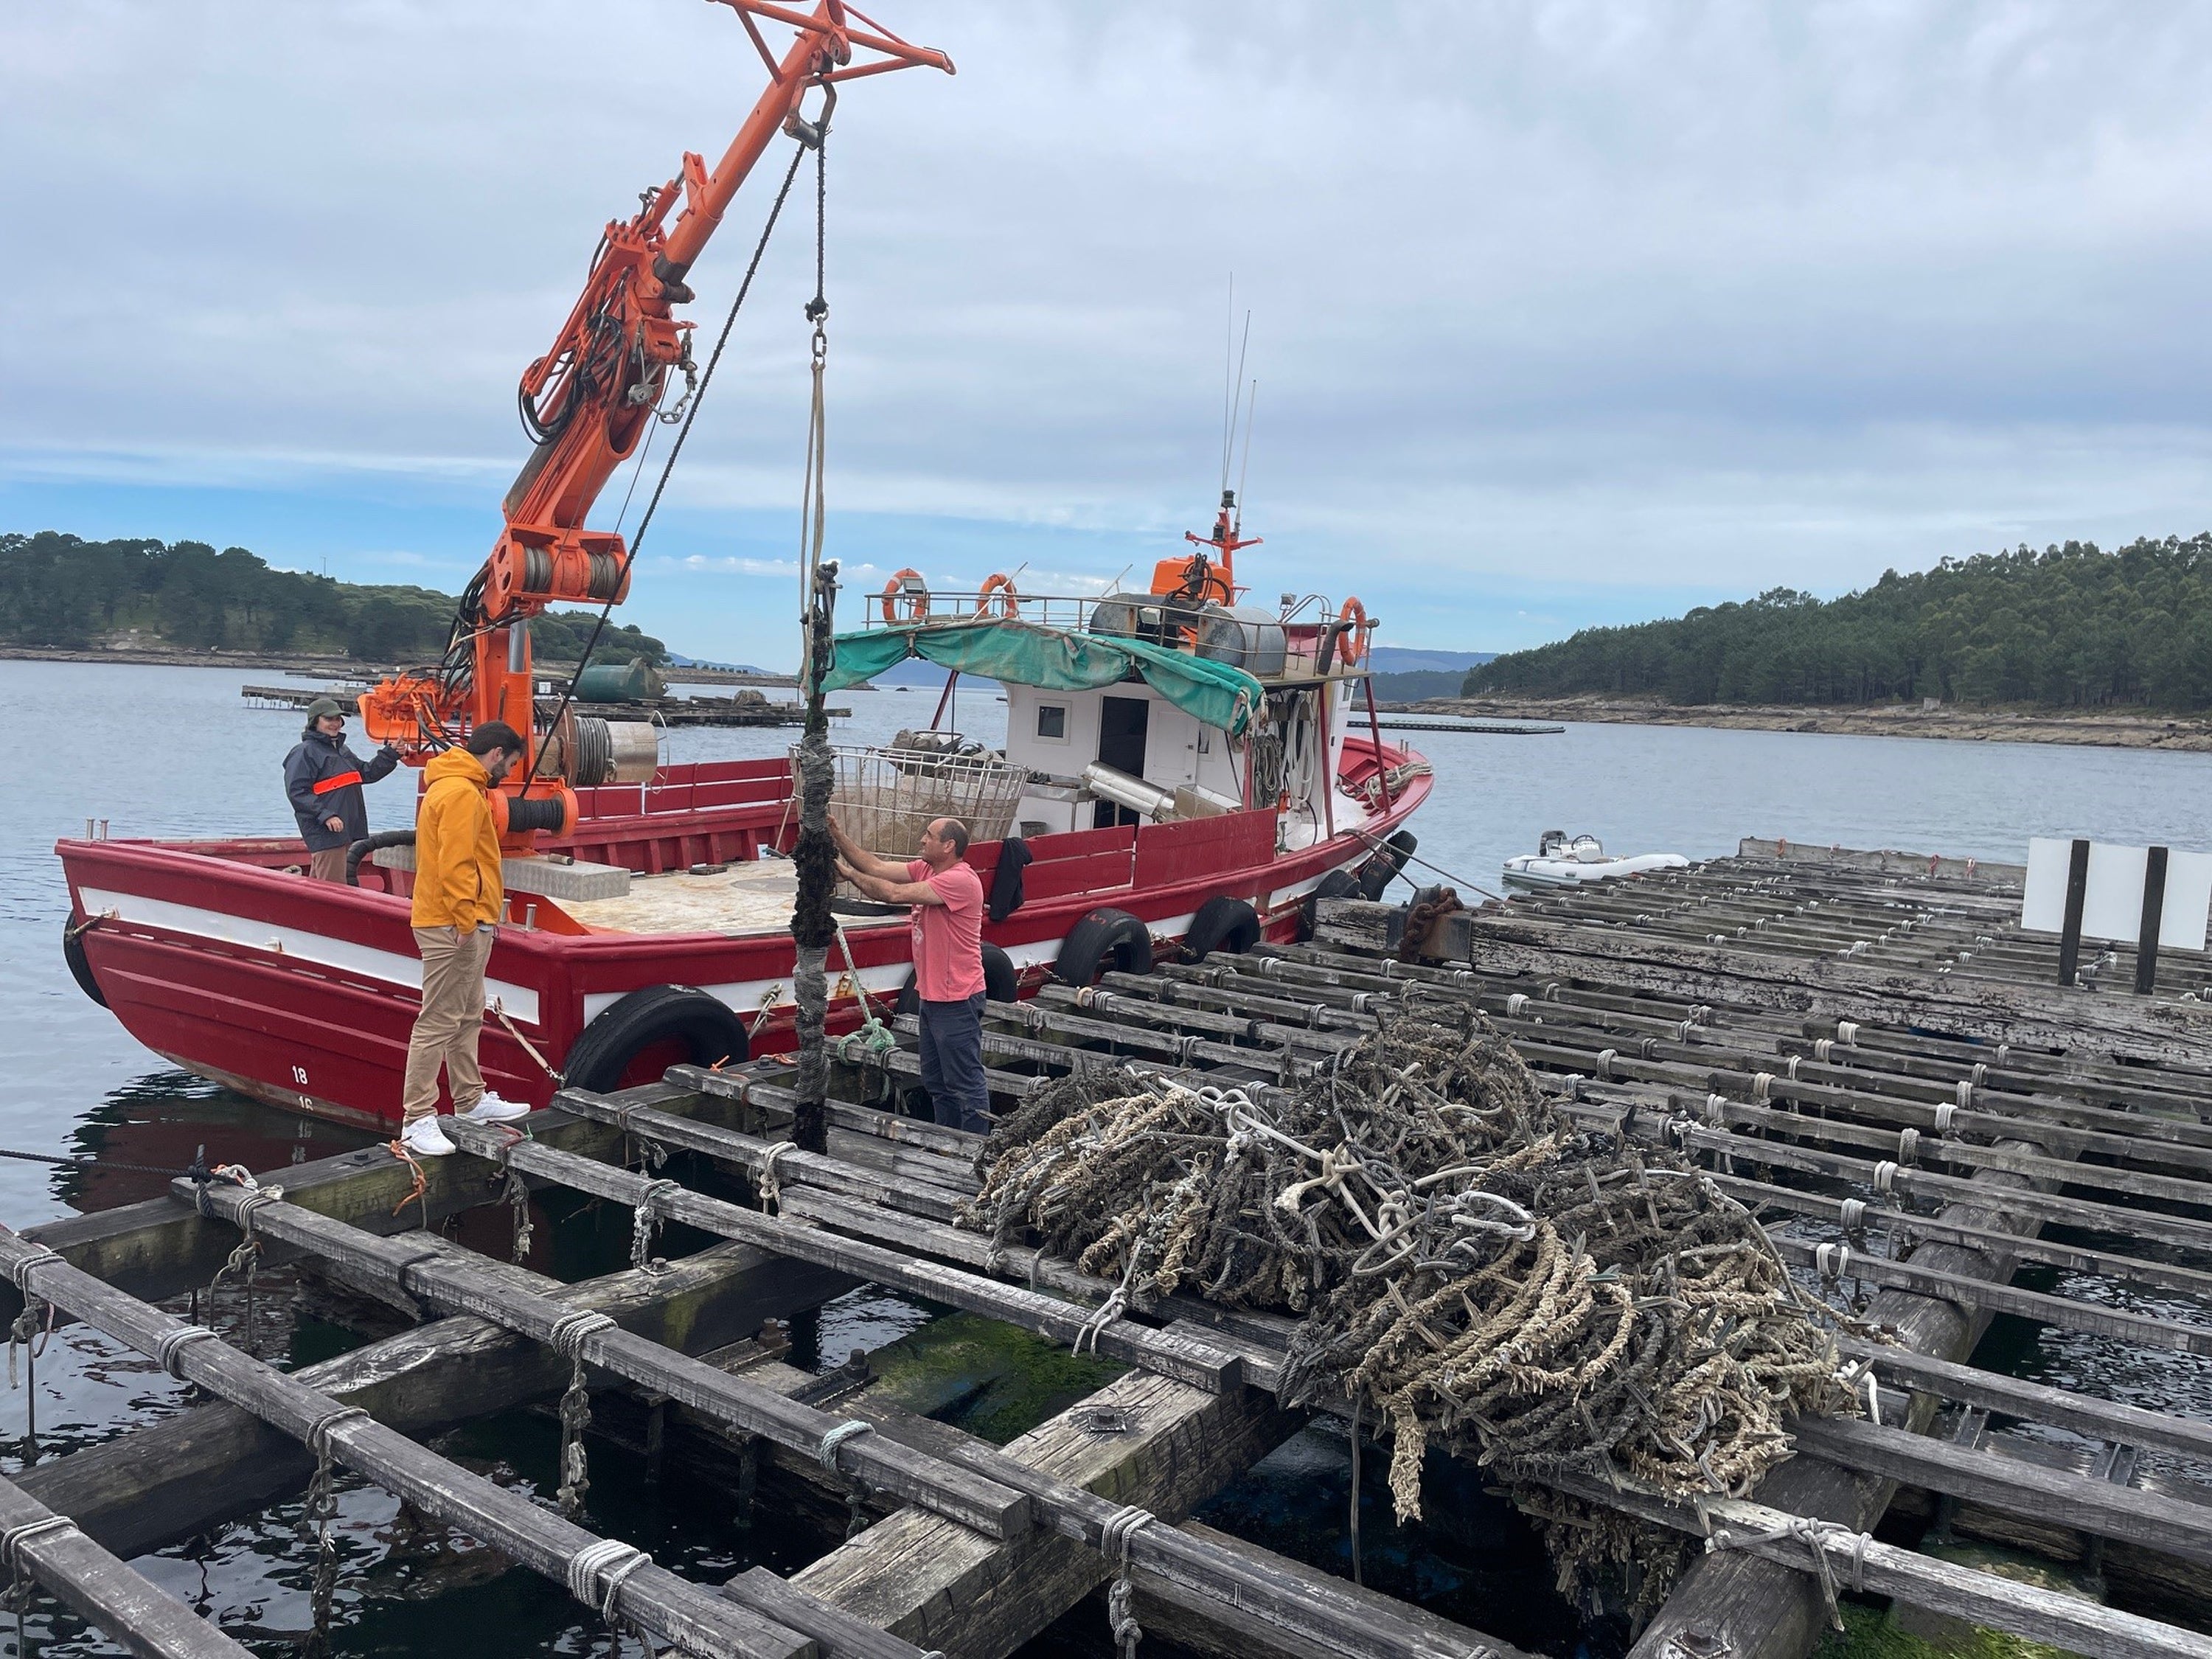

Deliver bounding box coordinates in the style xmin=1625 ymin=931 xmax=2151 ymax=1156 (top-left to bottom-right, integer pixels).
xmin=1095 ymin=695 xmax=1150 ymax=828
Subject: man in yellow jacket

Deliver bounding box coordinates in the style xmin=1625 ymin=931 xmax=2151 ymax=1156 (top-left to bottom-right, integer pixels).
xmin=399 ymin=721 xmax=533 ymax=1156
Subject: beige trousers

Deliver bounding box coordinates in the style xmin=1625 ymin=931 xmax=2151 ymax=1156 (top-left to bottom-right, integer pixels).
xmin=400 ymin=924 xmax=496 ymax=1123
xmin=308 ymin=846 xmax=349 ymax=883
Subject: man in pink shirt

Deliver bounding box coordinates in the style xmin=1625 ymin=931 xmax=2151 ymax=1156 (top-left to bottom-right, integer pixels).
xmin=830 ymin=813 xmax=990 ymax=1133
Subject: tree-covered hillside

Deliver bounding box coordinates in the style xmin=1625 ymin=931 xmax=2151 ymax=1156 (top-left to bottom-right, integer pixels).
xmin=1466 ymin=536 xmax=2212 ymax=709
xmin=0 ymin=532 xmax=666 ymax=665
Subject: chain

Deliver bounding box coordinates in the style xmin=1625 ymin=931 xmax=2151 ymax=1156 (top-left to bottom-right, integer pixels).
xmin=7 ymin=1300 xmax=49 ymax=1463
xmin=733 ymin=1438 xmax=758 ymax=1533
xmin=630 ymin=1180 xmax=678 ymax=1273
xmin=299 ymin=1436 xmax=342 ymax=1659
xmin=504 ymin=1169 xmax=535 ymax=1265
xmin=207 ymin=1234 xmax=262 ymax=1360
xmin=557 ymin=1352 xmax=593 ymax=1519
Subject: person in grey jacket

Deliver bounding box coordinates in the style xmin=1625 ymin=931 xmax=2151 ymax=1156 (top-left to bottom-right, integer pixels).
xmin=284 ymin=698 xmax=403 ymax=882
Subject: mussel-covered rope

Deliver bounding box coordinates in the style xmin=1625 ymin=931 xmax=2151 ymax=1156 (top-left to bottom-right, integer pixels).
xmin=964 ymin=999 xmax=1862 ymax=1615
xmin=788 ymin=114 xmax=838 ymax=1158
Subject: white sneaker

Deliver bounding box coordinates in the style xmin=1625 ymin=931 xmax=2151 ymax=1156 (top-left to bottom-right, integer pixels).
xmin=463 ymin=1092 xmax=530 ymax=1124
xmin=400 ymin=1116 xmax=456 ymax=1157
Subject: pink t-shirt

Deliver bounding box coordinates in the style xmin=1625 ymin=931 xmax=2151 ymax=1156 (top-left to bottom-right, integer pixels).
xmin=906 ymin=858 xmax=987 ymax=1001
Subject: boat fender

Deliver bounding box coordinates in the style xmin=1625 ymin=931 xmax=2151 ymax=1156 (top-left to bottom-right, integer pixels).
xmin=1355 ymin=830 xmax=1419 ymax=901
xmin=1052 ymin=908 xmax=1153 ymax=987
xmin=1298 ymin=869 xmax=1361 ymax=942
xmin=1183 ymin=896 xmax=1261 ymax=961
xmin=345 ymin=829 xmax=417 ymax=888
xmin=894 ymin=944 xmax=1018 ymax=1016
xmin=562 ymin=986 xmax=752 ymax=1094
xmin=61 ymin=916 xmax=106 ymax=1009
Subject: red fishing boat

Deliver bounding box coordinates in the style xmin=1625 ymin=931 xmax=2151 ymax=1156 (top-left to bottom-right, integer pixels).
xmin=52 ymin=0 xmax=1433 ymax=1130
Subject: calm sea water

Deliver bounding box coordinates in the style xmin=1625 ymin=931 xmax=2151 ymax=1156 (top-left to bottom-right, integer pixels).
xmin=7 ymin=657 xmax=2212 ymax=1654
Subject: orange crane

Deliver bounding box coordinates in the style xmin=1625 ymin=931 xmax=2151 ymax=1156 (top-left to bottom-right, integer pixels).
xmin=359 ymin=1 xmax=952 ymax=846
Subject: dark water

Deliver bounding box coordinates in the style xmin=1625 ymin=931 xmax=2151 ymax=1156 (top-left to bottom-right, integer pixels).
xmin=10 ymin=659 xmax=2212 ymax=1654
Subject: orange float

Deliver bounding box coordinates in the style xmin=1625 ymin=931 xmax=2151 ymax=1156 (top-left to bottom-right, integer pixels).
xmin=1336 ymin=597 xmax=1371 ymax=665
xmin=879 ymin=568 xmax=929 ymax=624
xmin=975 ymin=572 xmax=1020 ymax=618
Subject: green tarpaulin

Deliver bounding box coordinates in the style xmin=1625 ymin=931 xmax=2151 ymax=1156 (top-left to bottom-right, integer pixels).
xmin=823 ymin=619 xmax=1262 ymax=736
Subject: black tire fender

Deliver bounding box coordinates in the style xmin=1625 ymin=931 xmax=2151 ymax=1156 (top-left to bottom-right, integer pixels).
xmin=1299 ymin=869 xmax=1362 ymax=943
xmin=62 ymin=916 xmax=106 ymax=1008
xmin=894 ymin=942 xmax=1018 ymax=1017
xmin=562 ymin=985 xmax=751 ymax=1093
xmin=1052 ymin=907 xmax=1154 ymax=987
xmin=1183 ymin=895 xmax=1262 ymax=960
xmin=1356 ymin=830 xmax=1419 ymax=900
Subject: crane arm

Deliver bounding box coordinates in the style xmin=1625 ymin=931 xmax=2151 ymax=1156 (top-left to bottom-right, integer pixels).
xmin=359 ymin=1 xmax=951 ymax=846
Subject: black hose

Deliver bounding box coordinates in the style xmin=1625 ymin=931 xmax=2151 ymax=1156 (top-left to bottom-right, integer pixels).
xmin=346 ymin=829 xmax=417 ymax=887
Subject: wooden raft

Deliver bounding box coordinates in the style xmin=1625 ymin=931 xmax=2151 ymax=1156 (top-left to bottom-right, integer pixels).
xmin=10 ymin=841 xmax=2212 ymax=1659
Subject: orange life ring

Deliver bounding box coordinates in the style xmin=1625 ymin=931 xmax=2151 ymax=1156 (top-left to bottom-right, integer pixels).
xmin=975 ymin=572 xmax=1020 ymax=619
xmin=879 ymin=568 xmax=928 ymax=625
xmin=1336 ymin=597 xmax=1371 ymax=666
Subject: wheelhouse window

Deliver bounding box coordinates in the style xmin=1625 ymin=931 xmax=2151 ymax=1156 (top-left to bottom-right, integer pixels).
xmin=1036 ymin=704 xmax=1068 ymax=741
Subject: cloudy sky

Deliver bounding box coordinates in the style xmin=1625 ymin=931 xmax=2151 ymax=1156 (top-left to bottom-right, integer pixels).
xmin=8 ymin=1 xmax=2212 ymax=666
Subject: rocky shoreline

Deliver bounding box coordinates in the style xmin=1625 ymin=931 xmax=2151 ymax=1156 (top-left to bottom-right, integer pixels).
xmin=0 ymin=644 xmax=385 ymax=676
xmin=1392 ymin=693 xmax=2212 ymax=752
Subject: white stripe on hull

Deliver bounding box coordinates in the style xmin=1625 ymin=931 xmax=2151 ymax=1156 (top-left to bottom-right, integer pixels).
xmin=79 ymin=886 xmax=542 ymax=1024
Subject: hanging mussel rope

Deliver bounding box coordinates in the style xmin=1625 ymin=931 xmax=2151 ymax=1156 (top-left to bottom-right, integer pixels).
xmin=963 ymin=996 xmax=1861 ymax=1614
xmin=788 ymin=105 xmax=838 ymax=1157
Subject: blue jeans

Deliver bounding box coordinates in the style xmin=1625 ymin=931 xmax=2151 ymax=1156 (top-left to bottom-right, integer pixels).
xmin=917 ymin=992 xmax=990 ymax=1133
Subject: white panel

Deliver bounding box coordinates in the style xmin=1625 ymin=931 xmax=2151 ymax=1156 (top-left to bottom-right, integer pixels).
xmin=2019 ymin=838 xmax=2076 ymax=934
xmin=2018 ymin=840 xmax=2212 ymax=952
xmin=2163 ymin=851 xmax=2212 ymax=953
xmin=2079 ymin=842 xmax=2152 ymax=944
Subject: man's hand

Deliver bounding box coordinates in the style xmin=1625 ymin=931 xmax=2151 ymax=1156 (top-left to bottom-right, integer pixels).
xmin=324 ymin=815 xmax=345 ymax=834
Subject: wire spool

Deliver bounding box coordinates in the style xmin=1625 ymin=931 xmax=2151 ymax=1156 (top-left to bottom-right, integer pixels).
xmin=535 ymin=714 xmax=658 ymax=785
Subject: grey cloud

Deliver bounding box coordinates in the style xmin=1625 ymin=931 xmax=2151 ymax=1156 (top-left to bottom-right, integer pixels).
xmin=7 ymin=0 xmax=2212 ymax=617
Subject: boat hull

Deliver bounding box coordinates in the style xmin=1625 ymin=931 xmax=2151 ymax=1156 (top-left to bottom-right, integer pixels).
xmin=60 ymin=752 xmax=1429 ymax=1127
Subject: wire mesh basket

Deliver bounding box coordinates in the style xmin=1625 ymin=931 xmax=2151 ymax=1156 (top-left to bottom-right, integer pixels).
xmin=804 ymin=739 xmax=1030 ymax=858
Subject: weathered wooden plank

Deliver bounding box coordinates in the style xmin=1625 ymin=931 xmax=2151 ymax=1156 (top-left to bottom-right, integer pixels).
xmin=0 ymin=1233 xmax=828 ymax=1659
xmin=0 ymin=1470 xmax=253 ymax=1659
xmin=553 ymin=1087 xmax=976 ymax=1215
xmin=184 ymin=1178 xmax=1030 ymax=1543
xmin=1791 ymin=1413 xmax=2212 ymax=1568
xmin=787 ymin=1370 xmax=1301 ymax=1659
xmin=1831 ymin=1337 xmax=2212 ymax=1468
xmin=1546 ymin=1470 xmax=2212 ymax=1659
xmin=445 ymin=1114 xmax=1248 ymax=1393
xmin=1131 ymin=1519 xmax=1523 ymax=1659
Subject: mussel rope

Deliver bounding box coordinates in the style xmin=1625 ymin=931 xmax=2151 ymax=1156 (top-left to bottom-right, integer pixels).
xmin=789 ymin=116 xmax=838 ymax=1155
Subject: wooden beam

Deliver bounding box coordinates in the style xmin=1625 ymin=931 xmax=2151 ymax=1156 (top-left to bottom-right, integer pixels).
xmin=0 ymin=1469 xmax=254 ymax=1659
xmin=442 ymin=1113 xmax=1249 ymax=1394
xmin=184 ymin=1177 xmax=1030 ymax=1543
xmin=0 ymin=1233 xmax=834 ymax=1659
xmin=17 ymin=1236 xmax=844 ymax=1562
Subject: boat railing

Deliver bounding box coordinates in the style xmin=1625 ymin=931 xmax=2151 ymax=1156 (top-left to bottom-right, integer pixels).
xmin=857 ymin=588 xmax=1107 ymax=634
xmin=855 ymin=585 xmax=1371 ymax=683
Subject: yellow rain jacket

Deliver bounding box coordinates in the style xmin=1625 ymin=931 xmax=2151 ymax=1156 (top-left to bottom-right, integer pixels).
xmin=410 ymin=748 xmax=504 ymax=930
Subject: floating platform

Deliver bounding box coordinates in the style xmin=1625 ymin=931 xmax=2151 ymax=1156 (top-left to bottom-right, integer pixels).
xmin=13 ymin=841 xmax=2212 ymax=1659
xmin=242 ymin=683 xmax=843 ymax=727
xmin=1369 ymin=717 xmax=1566 ymax=734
